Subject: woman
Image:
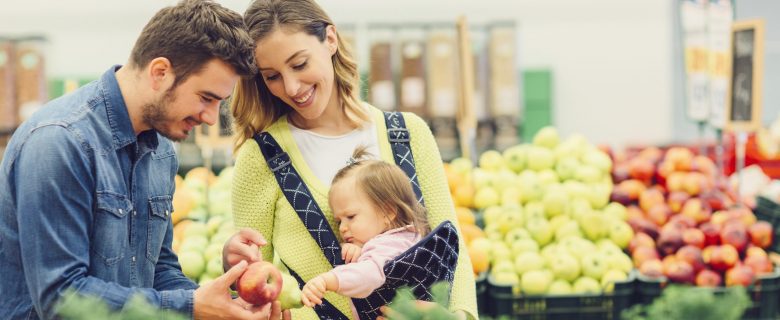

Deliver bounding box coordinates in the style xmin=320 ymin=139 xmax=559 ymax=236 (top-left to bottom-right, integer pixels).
xmin=223 ymin=0 xmax=477 ymax=319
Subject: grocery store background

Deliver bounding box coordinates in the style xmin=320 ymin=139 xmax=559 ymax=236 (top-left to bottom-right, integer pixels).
xmin=0 ymin=0 xmax=778 ymax=148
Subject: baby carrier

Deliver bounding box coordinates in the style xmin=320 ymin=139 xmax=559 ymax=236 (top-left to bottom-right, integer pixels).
xmin=253 ymin=112 xmax=460 ymax=320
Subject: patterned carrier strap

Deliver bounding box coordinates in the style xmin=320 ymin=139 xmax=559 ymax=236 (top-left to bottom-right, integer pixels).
xmin=253 ymin=132 xmax=349 ymax=320
xmin=383 ymin=111 xmax=425 ymax=206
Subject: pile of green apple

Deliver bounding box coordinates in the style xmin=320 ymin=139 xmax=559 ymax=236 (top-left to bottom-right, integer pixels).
xmin=175 ymin=215 xmax=237 ymax=285
xmin=457 ymin=126 xmax=635 ymax=295
xmin=613 ymin=147 xmax=776 ymax=287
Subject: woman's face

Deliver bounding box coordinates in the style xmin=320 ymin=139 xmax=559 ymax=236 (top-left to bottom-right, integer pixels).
xmin=254 ymin=26 xmax=339 ymax=123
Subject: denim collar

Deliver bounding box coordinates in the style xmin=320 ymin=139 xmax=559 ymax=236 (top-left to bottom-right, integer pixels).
xmin=98 ymin=65 xmax=159 ymax=152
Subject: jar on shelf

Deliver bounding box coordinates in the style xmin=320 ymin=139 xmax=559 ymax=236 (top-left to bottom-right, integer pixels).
xmin=14 ymin=36 xmax=48 ymax=125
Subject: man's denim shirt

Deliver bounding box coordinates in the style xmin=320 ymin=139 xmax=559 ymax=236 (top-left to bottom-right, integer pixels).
xmin=0 ymin=66 xmax=198 ymax=319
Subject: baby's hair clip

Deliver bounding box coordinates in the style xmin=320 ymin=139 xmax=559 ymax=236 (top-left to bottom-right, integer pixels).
xmin=346 ymin=157 xmax=358 ymax=166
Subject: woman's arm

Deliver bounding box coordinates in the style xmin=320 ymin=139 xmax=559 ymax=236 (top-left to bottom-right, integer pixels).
xmin=405 ymin=113 xmax=479 ymax=319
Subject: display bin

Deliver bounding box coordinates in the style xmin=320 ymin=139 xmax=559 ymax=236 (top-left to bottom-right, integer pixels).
xmin=476 ymin=272 xmax=489 ymax=316
xmin=755 ymin=196 xmax=780 ymax=253
xmin=484 ymin=273 xmax=635 ymax=320
xmin=634 ymin=269 xmax=780 ymax=320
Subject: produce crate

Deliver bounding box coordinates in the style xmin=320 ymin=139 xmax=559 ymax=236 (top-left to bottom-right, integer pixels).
xmin=483 ymin=273 xmax=635 ymax=320
xmin=476 ymin=272 xmax=489 ymax=316
xmin=755 ymin=196 xmax=780 ymax=253
xmin=634 ymin=269 xmax=780 ymax=320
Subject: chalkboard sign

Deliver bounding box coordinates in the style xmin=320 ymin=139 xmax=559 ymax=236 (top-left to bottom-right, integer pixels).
xmin=726 ymin=19 xmax=764 ymax=132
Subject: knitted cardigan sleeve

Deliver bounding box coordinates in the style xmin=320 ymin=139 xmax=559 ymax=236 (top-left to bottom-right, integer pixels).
xmin=403 ymin=112 xmax=478 ymax=319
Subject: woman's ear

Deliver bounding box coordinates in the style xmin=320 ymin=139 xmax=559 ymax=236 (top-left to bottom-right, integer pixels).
xmin=325 ymin=24 xmax=338 ymax=56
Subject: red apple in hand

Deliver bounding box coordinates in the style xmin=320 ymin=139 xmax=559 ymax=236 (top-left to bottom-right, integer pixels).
xmin=748 ymin=221 xmax=774 ymax=249
xmin=695 ymin=269 xmax=722 ymax=287
xmin=236 ymin=261 xmax=283 ymax=306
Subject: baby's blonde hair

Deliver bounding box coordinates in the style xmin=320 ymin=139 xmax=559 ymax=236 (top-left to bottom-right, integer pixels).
xmin=330 ymin=146 xmax=430 ymax=236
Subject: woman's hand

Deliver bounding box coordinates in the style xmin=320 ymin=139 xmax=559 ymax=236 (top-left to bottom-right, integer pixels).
xmin=222 ymin=228 xmax=268 ymax=272
xmin=341 ymin=243 xmax=362 ymax=263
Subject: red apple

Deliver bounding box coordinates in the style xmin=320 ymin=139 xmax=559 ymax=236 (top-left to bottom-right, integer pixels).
xmin=639 ymin=259 xmax=664 ymax=278
xmin=646 ymin=204 xmax=672 ymax=226
xmin=618 ymin=180 xmax=646 ymax=201
xmin=664 ymin=260 xmax=695 ymax=284
xmin=683 ymin=172 xmax=706 ymax=196
xmin=748 ymin=221 xmax=773 ymax=249
xmin=236 ymin=261 xmax=284 ymax=306
xmin=695 ymin=269 xmax=722 ymax=287
xmin=612 ymin=164 xmax=631 ymax=184
xmin=699 ymin=223 xmax=721 ymax=246
xmin=746 ymin=246 xmax=768 ymax=259
xmin=744 ymin=254 xmax=773 ymax=275
xmin=657 ymin=228 xmax=684 ymax=257
xmin=667 ymin=191 xmax=691 ymax=213
xmin=725 ymin=265 xmax=755 ymax=287
xmin=639 ymin=188 xmax=666 ymax=213
xmin=629 ymin=158 xmax=655 ymax=184
xmin=633 ymin=246 xmax=660 ymax=268
xmin=666 ymin=172 xmax=686 ymax=193
xmin=628 ymin=216 xmax=660 ymax=239
xmin=682 ymin=228 xmax=706 ymax=249
xmin=704 ymin=245 xmax=739 ymax=272
xmin=676 ymin=245 xmax=706 ymax=273
xmin=610 ymin=189 xmax=632 ymax=206
xmin=629 ymin=232 xmax=656 ymax=254
xmin=681 ymin=198 xmax=711 ymax=225
xmin=668 ymin=214 xmax=697 ymax=229
xmin=720 ymin=223 xmax=749 ymax=253
xmin=700 ymin=191 xmax=725 ymax=211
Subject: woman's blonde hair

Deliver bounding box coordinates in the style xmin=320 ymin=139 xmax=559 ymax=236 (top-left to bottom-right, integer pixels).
xmin=232 ymin=0 xmax=369 ymax=151
xmin=331 ymin=146 xmax=431 ymax=236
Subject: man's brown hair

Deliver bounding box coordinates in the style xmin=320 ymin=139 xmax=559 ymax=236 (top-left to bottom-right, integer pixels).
xmin=129 ymin=0 xmax=256 ymax=87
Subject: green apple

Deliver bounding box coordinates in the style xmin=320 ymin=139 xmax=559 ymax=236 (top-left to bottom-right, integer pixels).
xmin=469 ymin=238 xmax=492 ymax=258
xmin=555 ymin=220 xmax=583 ymax=241
xmin=605 ymin=253 xmax=633 ymax=274
xmin=206 ymin=216 xmax=226 ymax=236
xmin=178 ymin=250 xmax=206 ymax=280
xmin=482 ymin=206 xmax=504 ymax=227
xmin=559 ymin=237 xmax=596 ymax=260
xmin=278 ymin=273 xmax=304 ymax=310
xmin=579 ymin=211 xmax=607 ymax=241
xmin=573 ymin=276 xmax=601 ymax=294
xmin=479 ymin=150 xmax=505 ymax=171
xmin=608 ymin=221 xmax=634 ymax=249
xmin=575 ymin=165 xmax=602 ymax=184
xmin=203 ymin=242 xmax=224 ymax=262
xmin=580 ymin=252 xmax=609 ymax=280
xmin=541 ymin=243 xmax=565 ymax=265
xmin=525 ymin=218 xmax=553 ymax=246
xmin=514 ymin=251 xmax=546 ymax=275
xmin=206 ymin=256 xmax=224 ymax=278
xmin=504 ymin=228 xmax=531 ymax=244
xmin=555 ymin=156 xmax=581 ymax=181
xmin=510 ymin=238 xmax=540 ymax=256
xmin=603 ymin=202 xmax=628 ymax=221
xmin=492 ymin=260 xmax=516 ymax=275
xmin=472 ymin=168 xmax=496 ymax=190
xmin=582 ymin=149 xmax=613 ymax=174
xmin=500 ymin=187 xmax=522 ymax=207
xmin=549 ymin=215 xmax=571 ymax=233
xmin=210 ymin=231 xmax=233 ymax=249
xmin=199 ymin=274 xmax=215 ymax=286
xmin=449 ymin=157 xmax=473 ymax=175
xmin=527 ymin=146 xmax=556 ymax=171
xmin=600 ymin=269 xmax=628 ymax=293
xmin=521 ymin=270 xmax=553 ymax=295
xmin=533 ymin=126 xmax=560 ymax=149
xmin=502 ymin=145 xmax=528 ymax=173
xmin=586 ymin=183 xmax=612 ymax=210
xmin=554 ymin=141 xmax=580 ymax=161
xmin=491 ymin=242 xmax=512 ymax=263
xmin=596 ymin=240 xmax=623 ymax=257
xmin=183 ymin=222 xmax=209 ymax=239
xmin=494 ymin=169 xmax=517 ymax=190
xmin=550 ymin=253 xmax=581 ymax=282
xmin=496 ymin=211 xmax=523 ymax=235
xmin=490 ymin=272 xmax=520 ymax=295
xmin=473 ymin=187 xmax=500 ymax=209
xmin=566 ymin=198 xmax=593 ymax=222
xmin=484 ymin=224 xmax=504 ymax=242
xmin=517 ymin=171 xmax=543 ymax=203
xmin=523 ymin=201 xmax=546 ymax=222
xmin=542 ymin=185 xmax=569 ymax=218
xmin=547 ymin=279 xmax=573 ymax=295
xmin=536 ymin=169 xmax=560 ymax=187
xmin=180 ymin=235 xmax=210 ymax=253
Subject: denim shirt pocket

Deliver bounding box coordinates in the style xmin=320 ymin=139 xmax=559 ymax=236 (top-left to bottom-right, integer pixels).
xmin=147 ymin=195 xmax=173 ymax=264
xmin=93 ymin=192 xmax=132 ymax=266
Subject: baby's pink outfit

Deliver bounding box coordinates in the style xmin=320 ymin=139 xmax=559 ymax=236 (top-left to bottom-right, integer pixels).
xmin=330 ymin=225 xmax=421 ymax=318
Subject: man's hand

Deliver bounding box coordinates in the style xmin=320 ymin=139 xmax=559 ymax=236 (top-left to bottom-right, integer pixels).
xmin=193 ymin=260 xmax=288 ymax=319
xmin=341 ymin=243 xmax=362 ymax=263
xmin=223 ymin=228 xmax=267 ymax=272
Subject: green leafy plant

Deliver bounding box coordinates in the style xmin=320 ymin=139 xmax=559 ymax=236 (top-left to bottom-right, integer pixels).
xmin=621 ymin=285 xmax=751 ymax=320
xmin=386 ymin=282 xmax=457 ymax=320
xmin=55 ymin=290 xmax=188 ymax=320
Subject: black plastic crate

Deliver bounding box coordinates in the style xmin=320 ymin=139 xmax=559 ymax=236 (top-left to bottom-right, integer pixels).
xmin=476 ymin=272 xmax=489 ymax=316
xmin=634 ymin=269 xmax=780 ymax=320
xmin=484 ymin=273 xmax=635 ymax=320
xmin=755 ymin=196 xmax=780 ymax=253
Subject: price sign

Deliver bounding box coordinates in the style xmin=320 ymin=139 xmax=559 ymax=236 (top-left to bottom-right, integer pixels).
xmin=681 ymin=0 xmax=710 ymax=122
xmin=726 ymin=19 xmax=764 ymax=132
xmin=706 ymin=0 xmax=733 ymax=129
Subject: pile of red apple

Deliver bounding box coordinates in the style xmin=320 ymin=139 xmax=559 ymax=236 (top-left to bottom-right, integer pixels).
xmin=612 ymin=147 xmax=776 ymax=287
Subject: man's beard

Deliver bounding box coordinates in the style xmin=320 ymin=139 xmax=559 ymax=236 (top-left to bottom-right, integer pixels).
xmin=142 ymin=88 xmax=187 ymax=141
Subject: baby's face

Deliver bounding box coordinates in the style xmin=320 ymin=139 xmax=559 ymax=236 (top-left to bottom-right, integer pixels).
xmin=329 ymin=176 xmax=388 ymax=247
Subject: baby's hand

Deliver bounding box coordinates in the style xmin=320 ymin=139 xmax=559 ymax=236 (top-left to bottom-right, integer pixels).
xmin=341 ymin=243 xmax=362 ymax=263
xmin=302 ymin=275 xmax=327 ymax=308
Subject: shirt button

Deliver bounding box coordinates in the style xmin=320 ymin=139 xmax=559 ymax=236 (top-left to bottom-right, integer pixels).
xmin=119 ymin=209 xmax=123 ymax=215
xmin=165 ymin=210 xmax=169 ymax=216
xmin=132 ymin=256 xmax=136 ymax=262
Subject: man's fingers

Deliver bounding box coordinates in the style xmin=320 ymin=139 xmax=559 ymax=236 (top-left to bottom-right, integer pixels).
xmin=218 ymin=260 xmax=248 ymax=288
xmin=283 ymin=309 xmax=292 ymax=320
xmin=238 ymin=227 xmax=267 ymax=246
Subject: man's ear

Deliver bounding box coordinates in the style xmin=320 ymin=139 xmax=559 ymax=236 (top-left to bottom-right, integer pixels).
xmin=147 ymin=57 xmax=174 ymax=91
xmin=325 ymin=25 xmax=338 ymax=56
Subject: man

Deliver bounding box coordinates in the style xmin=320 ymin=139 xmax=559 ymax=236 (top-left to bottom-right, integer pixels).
xmin=0 ymin=1 xmax=282 ymax=319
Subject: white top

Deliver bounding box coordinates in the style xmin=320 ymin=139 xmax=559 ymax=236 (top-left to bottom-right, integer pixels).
xmin=289 ymin=121 xmax=379 ymax=186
